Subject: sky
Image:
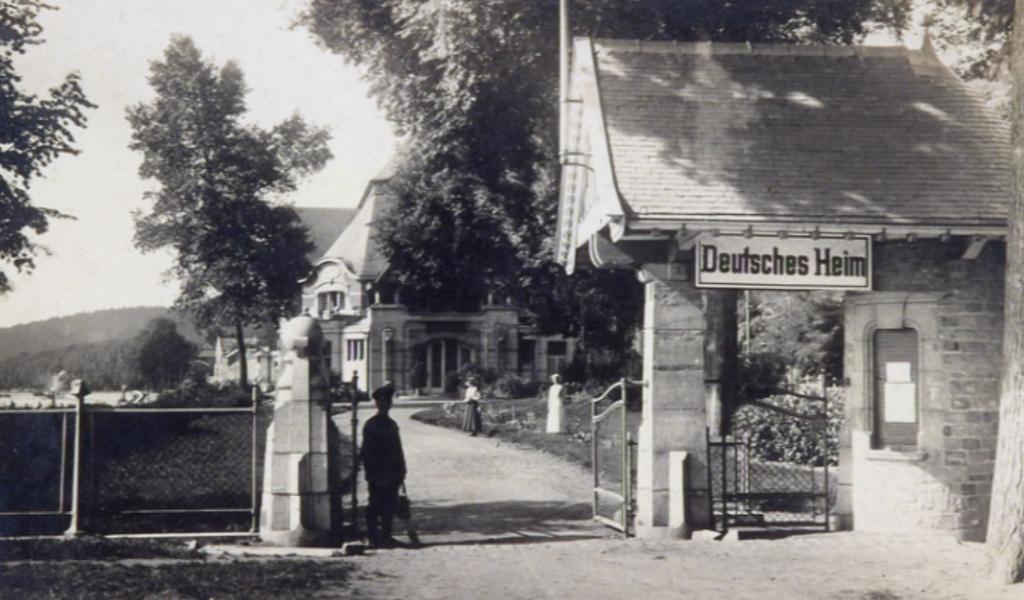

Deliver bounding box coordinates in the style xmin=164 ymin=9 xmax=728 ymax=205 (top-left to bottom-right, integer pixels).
xmin=0 ymin=0 xmax=396 ymax=327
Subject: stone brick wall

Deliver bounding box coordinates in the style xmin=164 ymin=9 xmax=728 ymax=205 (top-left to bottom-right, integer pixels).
xmin=844 ymin=239 xmax=1003 ymax=540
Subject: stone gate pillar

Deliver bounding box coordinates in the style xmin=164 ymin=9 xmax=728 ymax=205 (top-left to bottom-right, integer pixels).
xmin=260 ymin=314 xmax=338 ymax=546
xmin=636 ymin=277 xmax=711 ymax=538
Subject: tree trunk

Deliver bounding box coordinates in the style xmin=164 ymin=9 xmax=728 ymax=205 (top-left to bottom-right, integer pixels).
xmin=235 ymin=321 xmax=248 ymax=391
xmin=987 ymin=0 xmax=1024 ymax=583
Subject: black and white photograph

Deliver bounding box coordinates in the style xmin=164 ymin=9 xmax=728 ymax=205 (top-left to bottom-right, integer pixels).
xmin=1 ymin=1 xmax=1023 ymax=598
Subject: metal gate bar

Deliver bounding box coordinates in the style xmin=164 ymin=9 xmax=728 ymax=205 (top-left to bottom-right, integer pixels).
xmin=590 ymin=378 xmax=640 ymax=538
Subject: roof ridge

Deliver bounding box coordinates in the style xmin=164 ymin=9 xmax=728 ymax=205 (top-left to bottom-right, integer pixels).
xmin=589 ymin=37 xmax=918 ymax=59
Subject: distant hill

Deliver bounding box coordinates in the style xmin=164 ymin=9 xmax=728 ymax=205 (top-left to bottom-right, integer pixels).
xmin=0 ymin=307 xmax=204 ymax=363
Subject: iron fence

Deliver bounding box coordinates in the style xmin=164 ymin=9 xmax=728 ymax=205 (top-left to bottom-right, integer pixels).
xmin=707 ymin=396 xmax=833 ymax=531
xmin=0 ymin=401 xmax=261 ymax=536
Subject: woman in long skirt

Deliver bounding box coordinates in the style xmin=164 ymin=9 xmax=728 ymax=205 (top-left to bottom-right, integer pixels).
xmin=546 ymin=374 xmax=566 ymax=434
xmin=461 ymin=377 xmax=482 ymax=436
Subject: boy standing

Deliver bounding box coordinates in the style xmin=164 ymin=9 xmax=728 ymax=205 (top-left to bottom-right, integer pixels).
xmin=360 ymin=381 xmax=406 ymax=547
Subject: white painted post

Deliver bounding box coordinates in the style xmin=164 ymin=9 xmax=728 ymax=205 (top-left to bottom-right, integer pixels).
xmin=259 ymin=315 xmax=337 ymax=546
xmin=64 ymin=379 xmax=90 ymax=537
xmin=669 ymin=451 xmax=689 ymax=536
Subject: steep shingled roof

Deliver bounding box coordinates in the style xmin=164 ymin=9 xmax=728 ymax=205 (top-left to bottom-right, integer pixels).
xmin=294 ymin=206 xmax=358 ymax=261
xmin=558 ymin=38 xmax=1010 ymax=261
xmin=317 ymin=157 xmax=401 ymax=281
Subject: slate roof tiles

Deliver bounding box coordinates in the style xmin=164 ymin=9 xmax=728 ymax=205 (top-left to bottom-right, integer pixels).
xmin=589 ymin=39 xmax=1010 ymax=227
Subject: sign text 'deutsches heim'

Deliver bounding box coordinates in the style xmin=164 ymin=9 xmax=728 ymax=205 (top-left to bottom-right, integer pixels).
xmin=694 ymin=233 xmax=871 ymax=290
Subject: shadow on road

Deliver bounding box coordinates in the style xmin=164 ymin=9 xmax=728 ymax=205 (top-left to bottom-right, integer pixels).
xmin=400 ymin=500 xmax=606 ymax=547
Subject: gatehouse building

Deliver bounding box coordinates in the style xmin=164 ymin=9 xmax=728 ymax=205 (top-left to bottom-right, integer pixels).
xmin=556 ymin=37 xmax=1009 ymax=540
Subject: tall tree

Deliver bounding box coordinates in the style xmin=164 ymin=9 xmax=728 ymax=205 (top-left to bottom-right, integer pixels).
xmin=745 ymin=291 xmax=844 ymax=385
xmin=932 ymin=0 xmax=1024 ymax=584
xmin=134 ymin=318 xmax=196 ymax=390
xmin=988 ymin=0 xmax=1024 ymax=584
xmin=0 ymin=1 xmax=93 ymax=293
xmin=127 ymin=36 xmax=330 ymax=387
xmin=302 ymin=1 xmax=911 ymax=345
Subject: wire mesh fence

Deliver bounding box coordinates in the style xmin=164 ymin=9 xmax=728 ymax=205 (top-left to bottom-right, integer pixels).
xmin=0 ymin=404 xmax=263 ymax=536
xmin=0 ymin=410 xmax=73 ymax=517
xmin=709 ymin=399 xmax=833 ymax=530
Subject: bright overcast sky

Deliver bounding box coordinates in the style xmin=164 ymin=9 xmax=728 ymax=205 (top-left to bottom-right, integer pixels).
xmin=0 ymin=0 xmax=396 ymax=328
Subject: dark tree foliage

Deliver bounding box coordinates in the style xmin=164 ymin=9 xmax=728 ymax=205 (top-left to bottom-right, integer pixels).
xmin=0 ymin=1 xmax=94 ymax=293
xmin=744 ymin=291 xmax=844 ymax=386
xmin=302 ymin=1 xmax=909 ymax=367
xmin=127 ymin=36 xmax=330 ymax=387
xmin=134 ymin=318 xmax=197 ymax=390
xmin=0 ymin=340 xmax=140 ymax=391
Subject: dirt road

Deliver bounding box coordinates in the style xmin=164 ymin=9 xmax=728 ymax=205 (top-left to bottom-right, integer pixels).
xmin=344 ymin=407 xmax=1018 ymax=600
xmin=384 ymin=406 xmax=606 ymax=546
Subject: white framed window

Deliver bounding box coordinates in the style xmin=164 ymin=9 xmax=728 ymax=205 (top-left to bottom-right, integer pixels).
xmin=346 ymin=339 xmax=366 ymax=362
xmin=318 ymin=291 xmax=345 ymax=316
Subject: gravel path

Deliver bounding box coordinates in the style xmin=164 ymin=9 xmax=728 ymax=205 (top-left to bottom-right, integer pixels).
xmin=386 ymin=406 xmax=607 ymax=546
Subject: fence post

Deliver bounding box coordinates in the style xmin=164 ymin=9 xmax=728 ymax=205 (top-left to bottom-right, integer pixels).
xmin=620 ymin=379 xmax=628 ymax=538
xmin=705 ymin=427 xmax=714 ymax=531
xmin=591 ymin=392 xmax=598 ymax=519
xmin=250 ymin=386 xmax=260 ymax=533
xmin=823 ymin=392 xmax=830 ymax=531
xmin=64 ymin=380 xmax=90 ymax=537
xmin=58 ymin=412 xmax=68 ymax=513
xmin=350 ymin=370 xmax=360 ymax=531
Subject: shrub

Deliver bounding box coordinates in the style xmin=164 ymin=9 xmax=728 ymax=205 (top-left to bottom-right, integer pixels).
xmin=494 ymin=373 xmax=540 ymax=399
xmin=729 ymin=387 xmax=844 ymax=467
xmin=443 ymin=363 xmax=498 ymax=396
xmin=736 ymin=351 xmax=789 ymax=402
xmin=150 ymin=377 xmax=251 ymax=409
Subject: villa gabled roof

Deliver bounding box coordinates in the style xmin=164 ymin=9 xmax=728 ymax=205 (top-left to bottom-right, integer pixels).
xmin=557 ymin=38 xmax=1011 ymax=267
xmin=294 ymin=206 xmax=358 ymax=261
xmin=318 ymin=160 xmax=399 ymax=281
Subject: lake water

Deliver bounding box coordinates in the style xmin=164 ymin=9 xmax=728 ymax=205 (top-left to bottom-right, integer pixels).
xmin=0 ymin=391 xmax=137 ymax=408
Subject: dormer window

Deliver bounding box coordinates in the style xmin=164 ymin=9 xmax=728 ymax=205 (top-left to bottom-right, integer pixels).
xmin=318 ymin=291 xmax=346 ymax=317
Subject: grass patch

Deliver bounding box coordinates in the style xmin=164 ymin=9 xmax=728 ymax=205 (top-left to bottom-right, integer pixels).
xmin=0 ymin=537 xmax=357 ymax=600
xmin=0 ymin=558 xmax=356 ymax=599
xmin=0 ymin=537 xmax=203 ymax=562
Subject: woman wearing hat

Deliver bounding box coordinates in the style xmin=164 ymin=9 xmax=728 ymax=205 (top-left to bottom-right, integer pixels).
xmin=461 ymin=376 xmax=483 ymax=436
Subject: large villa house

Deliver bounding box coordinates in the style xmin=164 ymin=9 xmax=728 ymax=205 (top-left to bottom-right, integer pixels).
xmin=295 ymin=159 xmax=574 ymax=396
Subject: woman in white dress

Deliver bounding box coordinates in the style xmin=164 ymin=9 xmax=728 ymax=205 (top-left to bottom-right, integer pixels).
xmin=546 ymin=374 xmax=566 ymax=434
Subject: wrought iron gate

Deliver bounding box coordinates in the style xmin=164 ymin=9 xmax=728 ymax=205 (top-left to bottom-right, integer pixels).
xmin=590 ymin=379 xmax=640 ymax=537
xmin=707 ymin=393 xmax=832 ymax=532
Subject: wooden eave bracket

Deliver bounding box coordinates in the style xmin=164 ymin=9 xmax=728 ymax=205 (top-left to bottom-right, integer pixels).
xmin=962 ymin=236 xmax=994 ymax=260
xmin=675 ymin=227 xmax=701 ymax=250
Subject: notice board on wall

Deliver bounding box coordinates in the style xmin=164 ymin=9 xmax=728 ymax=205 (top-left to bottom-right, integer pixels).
xmin=883 ymin=361 xmax=916 ymax=423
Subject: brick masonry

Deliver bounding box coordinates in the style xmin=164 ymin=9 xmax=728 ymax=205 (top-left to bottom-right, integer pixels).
xmin=842 ymin=239 xmax=1003 ymax=541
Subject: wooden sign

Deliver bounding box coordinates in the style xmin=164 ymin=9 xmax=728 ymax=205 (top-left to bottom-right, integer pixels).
xmin=695 ymin=233 xmax=871 ymax=290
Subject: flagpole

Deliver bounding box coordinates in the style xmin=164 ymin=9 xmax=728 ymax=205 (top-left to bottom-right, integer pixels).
xmin=559 ymin=0 xmax=570 ymax=163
